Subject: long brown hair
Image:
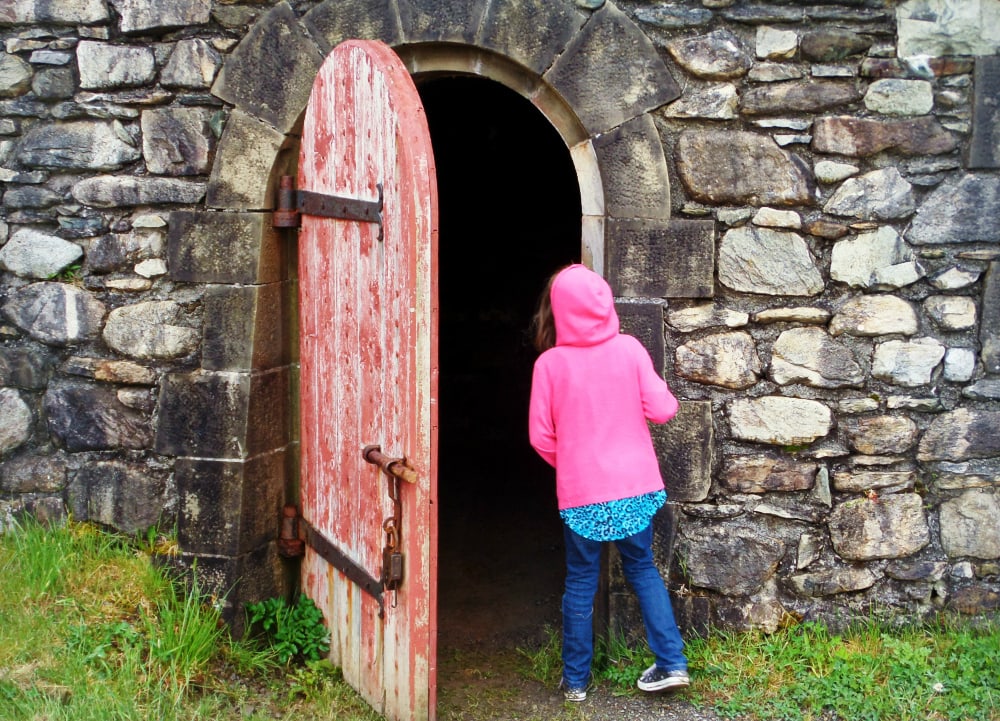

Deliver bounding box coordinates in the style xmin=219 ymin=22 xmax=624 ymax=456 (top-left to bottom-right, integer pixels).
xmin=531 ymin=268 xmax=563 ymax=353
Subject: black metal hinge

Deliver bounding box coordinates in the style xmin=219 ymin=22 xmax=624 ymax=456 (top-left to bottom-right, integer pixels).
xmin=273 ymin=175 xmax=383 ymax=241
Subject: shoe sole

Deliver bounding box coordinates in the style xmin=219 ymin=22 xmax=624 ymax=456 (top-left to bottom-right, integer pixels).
xmin=638 ymin=677 xmax=690 ymax=692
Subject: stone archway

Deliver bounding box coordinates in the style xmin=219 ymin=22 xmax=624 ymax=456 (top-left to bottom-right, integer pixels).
xmin=161 ymin=0 xmax=716 ymax=623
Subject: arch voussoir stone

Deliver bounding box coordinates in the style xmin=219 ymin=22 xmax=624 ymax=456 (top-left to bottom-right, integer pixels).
xmin=544 ymin=2 xmax=680 ymax=136
xmin=593 ymin=113 xmax=671 ymax=220
xmin=398 ymin=0 xmax=489 ymax=44
xmin=302 ymin=0 xmax=404 ymax=54
xmin=477 ymin=0 xmax=587 ymax=75
xmin=210 ymin=1 xmax=324 ymax=135
xmin=207 ymin=109 xmax=288 ymax=210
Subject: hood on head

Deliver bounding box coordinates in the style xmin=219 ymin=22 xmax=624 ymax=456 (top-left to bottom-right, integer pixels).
xmin=550 ymin=264 xmax=619 ymax=347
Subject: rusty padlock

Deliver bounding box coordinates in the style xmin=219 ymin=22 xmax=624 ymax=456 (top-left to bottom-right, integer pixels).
xmin=382 ymin=519 xmax=404 ymax=591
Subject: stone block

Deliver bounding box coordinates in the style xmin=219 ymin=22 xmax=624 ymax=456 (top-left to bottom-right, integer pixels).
xmin=167 ymin=543 xmax=287 ymax=636
xmin=398 ymin=0 xmax=488 ymax=44
xmin=210 ymin=2 xmax=324 ymax=134
xmin=206 ymin=110 xmax=290 ymax=210
xmin=141 ymin=107 xmax=215 ymax=176
xmin=155 ymin=369 xmax=289 ymax=459
xmin=593 ymin=114 xmax=670 ymax=220
xmin=202 ymin=282 xmax=292 ymax=372
xmin=829 ymin=493 xmax=930 ymax=561
xmin=168 ymin=210 xmax=286 ymax=284
xmin=615 ymin=301 xmax=664 ymax=374
xmin=982 ymin=262 xmax=1000 ymax=375
xmin=606 ymin=218 xmax=715 ymax=299
xmin=176 ymin=452 xmax=285 ymax=557
xmin=0 ymin=0 xmax=109 ymax=24
xmin=44 ymin=381 xmax=152 ymax=452
xmin=302 ymin=0 xmax=403 ymax=54
xmin=0 ymin=345 xmax=53 ymax=389
xmin=477 ymin=0 xmax=585 ymax=76
xmin=545 ymin=4 xmax=680 ymax=135
xmin=678 ymin=519 xmax=785 ymax=596
xmin=0 ymin=453 xmax=67 ymax=493
xmin=70 ymin=460 xmax=171 ymax=534
xmin=970 ymin=56 xmax=1000 ymax=169
xmin=652 ymin=400 xmax=714 ymax=503
xmin=109 ymin=0 xmax=211 ymax=34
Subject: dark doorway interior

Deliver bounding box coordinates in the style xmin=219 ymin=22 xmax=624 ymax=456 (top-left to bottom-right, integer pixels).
xmin=416 ymin=75 xmax=581 ymax=652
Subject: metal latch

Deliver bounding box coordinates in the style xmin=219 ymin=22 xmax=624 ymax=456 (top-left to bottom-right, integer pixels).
xmin=273 ymin=175 xmax=384 ymax=241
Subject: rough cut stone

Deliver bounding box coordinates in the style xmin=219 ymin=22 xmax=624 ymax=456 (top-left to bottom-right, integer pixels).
xmin=718 ymin=226 xmax=823 ymax=296
xmin=944 ymin=347 xmax=976 ymax=382
xmin=1 ymin=282 xmax=106 ymax=346
xmin=44 ymin=381 xmax=152 ymax=452
xmin=789 ymin=567 xmax=878 ymax=596
xmin=829 ymin=295 xmax=918 ymax=337
xmin=675 ymin=331 xmax=761 ymax=389
xmin=800 ymin=28 xmax=872 ymax=61
xmin=103 ymin=301 xmax=199 ymax=360
xmin=864 ymin=79 xmax=934 ymax=116
xmin=829 ymin=493 xmax=930 ymax=561
xmin=812 ymin=115 xmax=958 ymax=157
xmin=940 ymin=490 xmax=1000 ymax=560
xmin=661 ymin=83 xmax=738 ymax=120
xmin=63 ymin=356 xmax=156 ymax=385
xmin=72 ymin=460 xmax=170 ymax=534
xmin=748 ymin=63 xmax=803 ymax=82
xmin=753 ymin=307 xmax=830 ymax=324
xmin=72 ymin=176 xmax=206 ymax=207
xmin=0 ymin=453 xmax=67 ymax=493
xmin=814 ymin=160 xmax=859 ymax=184
xmin=0 ymin=51 xmax=32 ymax=98
xmin=679 ymin=521 xmax=786 ymax=595
xmin=919 ymin=409 xmax=1000 ymax=462
xmin=872 ymin=338 xmax=945 ymax=387
xmin=0 ymin=0 xmax=109 ymax=23
xmin=667 ymin=304 xmax=748 ymax=332
xmin=728 ymin=396 xmax=833 ymax=446
xmin=931 ymin=267 xmax=981 ymax=290
xmin=722 ymin=456 xmax=817 ymax=494
xmin=666 ymin=29 xmax=751 ymax=80
xmin=18 ymin=120 xmax=141 ymax=170
xmin=833 ymin=470 xmax=917 ymax=493
xmin=87 ymin=230 xmax=164 ymax=274
xmin=964 ymin=379 xmax=1000 ymax=400
xmin=0 ymin=346 xmax=52 ymax=389
xmin=161 ymin=39 xmax=221 ymax=89
xmin=756 ymin=26 xmax=797 ymax=59
xmin=141 ymin=107 xmax=214 ymax=176
xmin=0 ymin=388 xmax=32 ymax=457
xmin=742 ymin=81 xmax=862 ymax=115
xmin=634 ymin=5 xmax=713 ymax=29
xmin=830 ymin=226 xmax=916 ymax=289
xmin=846 ymin=416 xmax=919 ymax=455
xmin=677 ymin=130 xmax=814 ymax=206
xmin=77 ymin=41 xmax=156 ymax=89
xmin=0 ymin=227 xmax=82 ymax=278
xmin=907 ymin=175 xmax=1000 ymax=244
xmin=752 ymin=207 xmax=800 ymax=229
xmin=924 ymin=295 xmax=977 ymax=331
xmin=770 ymin=327 xmax=864 ymax=388
xmin=109 ymin=0 xmax=211 ymax=33
xmin=823 ymin=168 xmax=915 ymax=221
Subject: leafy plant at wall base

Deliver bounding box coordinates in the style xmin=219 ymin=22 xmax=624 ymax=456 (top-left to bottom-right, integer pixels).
xmin=247 ymin=595 xmax=331 ymax=664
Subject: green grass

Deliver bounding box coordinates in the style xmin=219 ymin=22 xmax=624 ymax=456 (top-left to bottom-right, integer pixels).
xmin=520 ymin=618 xmax=999 ymax=721
xmin=0 ymin=518 xmax=381 ymax=721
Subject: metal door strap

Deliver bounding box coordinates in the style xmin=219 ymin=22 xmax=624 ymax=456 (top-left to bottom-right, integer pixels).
xmin=301 ymin=518 xmax=386 ymax=618
xmin=273 ymin=175 xmax=384 ymax=241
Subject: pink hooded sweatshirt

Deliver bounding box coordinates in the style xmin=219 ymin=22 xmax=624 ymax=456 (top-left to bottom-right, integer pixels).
xmin=528 ymin=265 xmax=679 ymax=510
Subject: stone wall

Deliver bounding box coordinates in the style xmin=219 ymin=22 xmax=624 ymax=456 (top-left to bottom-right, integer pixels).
xmin=1 ymin=0 xmax=998 ymax=633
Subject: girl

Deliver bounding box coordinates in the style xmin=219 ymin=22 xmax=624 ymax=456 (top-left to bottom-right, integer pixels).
xmin=527 ymin=264 xmax=688 ymax=702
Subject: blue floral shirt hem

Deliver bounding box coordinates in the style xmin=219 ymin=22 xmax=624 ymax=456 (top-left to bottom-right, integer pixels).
xmin=560 ymin=490 xmax=667 ymax=541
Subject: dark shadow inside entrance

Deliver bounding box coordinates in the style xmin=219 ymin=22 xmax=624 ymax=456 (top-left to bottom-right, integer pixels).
xmin=416 ymin=76 xmax=581 ymax=653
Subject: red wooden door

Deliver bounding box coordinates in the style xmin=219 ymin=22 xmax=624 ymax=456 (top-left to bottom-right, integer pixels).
xmin=298 ymin=40 xmax=438 ymax=721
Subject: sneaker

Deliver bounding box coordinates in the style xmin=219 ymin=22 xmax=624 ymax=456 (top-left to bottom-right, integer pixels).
xmin=637 ymin=664 xmax=690 ymax=692
xmin=559 ymin=678 xmax=589 ymax=702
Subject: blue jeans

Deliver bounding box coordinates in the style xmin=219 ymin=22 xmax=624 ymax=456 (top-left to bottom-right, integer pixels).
xmin=561 ymin=523 xmax=687 ymax=688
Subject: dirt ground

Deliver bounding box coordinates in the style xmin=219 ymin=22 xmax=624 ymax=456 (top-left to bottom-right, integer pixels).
xmin=434 ymin=503 xmax=737 ymax=721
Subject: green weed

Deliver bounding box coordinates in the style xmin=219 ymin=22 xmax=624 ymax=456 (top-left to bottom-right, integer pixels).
xmin=246 ymin=594 xmax=332 ymax=664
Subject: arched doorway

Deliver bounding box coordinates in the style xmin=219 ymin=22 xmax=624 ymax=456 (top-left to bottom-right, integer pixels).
xmin=416 ymin=75 xmax=581 ymax=653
